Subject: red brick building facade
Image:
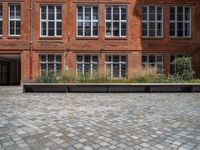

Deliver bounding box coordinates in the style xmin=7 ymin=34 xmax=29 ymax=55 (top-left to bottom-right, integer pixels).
xmin=0 ymin=0 xmax=200 ymax=85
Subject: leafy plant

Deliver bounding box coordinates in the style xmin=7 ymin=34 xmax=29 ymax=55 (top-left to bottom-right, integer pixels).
xmin=174 ymin=57 xmax=194 ymax=81
xmin=36 ymin=71 xmax=57 ymax=83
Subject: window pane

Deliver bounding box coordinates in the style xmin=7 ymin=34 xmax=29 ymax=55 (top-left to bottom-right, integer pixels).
xmin=185 ymin=7 xmax=190 ymax=21
xmin=85 ymin=22 xmax=91 ymax=36
xmin=93 ymin=22 xmax=98 ymax=36
xmin=41 ymin=55 xmax=46 ymax=62
xmin=177 ymin=7 xmax=183 ymax=21
xmin=177 ymin=22 xmax=183 ymax=36
xmin=149 ymin=55 xmax=155 ymax=63
xmin=77 ymin=56 xmax=83 ymax=62
xmin=56 ymin=6 xmax=62 ymax=20
xmin=57 ymin=22 xmax=62 ymax=36
xmin=41 ymin=22 xmax=47 ymax=35
xmin=78 ymin=22 xmax=83 ymax=36
xmin=48 ymin=22 xmax=55 ymax=36
xmin=84 ymin=64 xmax=90 ymax=73
xmin=106 ymin=22 xmax=111 ymax=36
xmin=48 ymin=6 xmax=55 ymax=20
xmin=113 ymin=64 xmax=119 ymax=77
xmin=113 ymin=56 xmax=119 ymax=62
xmin=170 ymin=7 xmax=175 ymax=20
xmin=157 ymin=23 xmax=162 ymax=36
xmin=113 ymin=7 xmax=119 ymax=20
xmin=121 ymin=56 xmax=127 ymax=62
xmin=41 ymin=6 xmax=47 ymax=20
xmin=0 ymin=21 xmax=2 ymax=35
xmin=121 ymin=7 xmax=127 ymax=20
xmin=56 ymin=55 xmax=61 ymax=62
xmin=10 ymin=5 xmax=15 ymax=19
xmin=78 ymin=6 xmax=83 ymax=20
xmin=142 ymin=56 xmax=148 ymax=63
xmin=48 ymin=55 xmax=55 ymax=62
xmin=142 ymin=23 xmax=147 ymax=36
xmin=121 ymin=22 xmax=126 ymax=36
xmin=93 ymin=6 xmax=98 ymax=20
xmin=106 ymin=7 xmax=111 ymax=20
xmin=0 ymin=6 xmax=2 ymax=18
xmin=121 ymin=64 xmax=127 ymax=77
xmin=85 ymin=6 xmax=91 ymax=20
xmin=84 ymin=55 xmax=91 ymax=62
xmin=113 ymin=22 xmax=119 ymax=36
xmin=157 ymin=56 xmax=162 ymax=62
xmin=92 ymin=56 xmax=98 ymax=62
xmin=185 ymin=23 xmax=190 ymax=36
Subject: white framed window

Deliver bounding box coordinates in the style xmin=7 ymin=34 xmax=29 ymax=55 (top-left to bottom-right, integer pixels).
xmin=170 ymin=55 xmax=192 ymax=74
xmin=77 ymin=5 xmax=98 ymax=37
xmin=106 ymin=55 xmax=127 ymax=78
xmin=40 ymin=5 xmax=62 ymax=37
xmin=40 ymin=54 xmax=62 ymax=75
xmin=170 ymin=6 xmax=191 ymax=37
xmin=142 ymin=55 xmax=163 ymax=73
xmin=9 ymin=4 xmax=21 ymax=36
xmin=106 ymin=5 xmax=127 ymax=37
xmin=76 ymin=55 xmax=98 ymax=76
xmin=0 ymin=5 xmax=2 ymax=36
xmin=141 ymin=6 xmax=163 ymax=37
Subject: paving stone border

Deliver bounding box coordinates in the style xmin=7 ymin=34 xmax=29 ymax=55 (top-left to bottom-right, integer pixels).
xmin=23 ymin=83 xmax=200 ymax=93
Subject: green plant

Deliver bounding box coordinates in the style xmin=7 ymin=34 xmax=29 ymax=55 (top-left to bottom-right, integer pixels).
xmin=131 ymin=66 xmax=157 ymax=83
xmin=60 ymin=70 xmax=76 ymax=83
xmin=154 ymin=74 xmax=183 ymax=83
xmin=174 ymin=57 xmax=194 ymax=81
xmin=36 ymin=71 xmax=58 ymax=83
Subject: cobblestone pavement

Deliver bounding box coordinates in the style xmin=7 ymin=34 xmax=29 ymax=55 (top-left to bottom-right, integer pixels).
xmin=0 ymin=87 xmax=200 ymax=150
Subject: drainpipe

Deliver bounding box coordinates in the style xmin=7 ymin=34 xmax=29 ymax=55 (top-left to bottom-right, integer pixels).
xmin=29 ymin=0 xmax=33 ymax=80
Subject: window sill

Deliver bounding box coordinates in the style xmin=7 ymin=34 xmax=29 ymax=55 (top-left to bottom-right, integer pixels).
xmin=76 ymin=37 xmax=99 ymax=40
xmin=8 ymin=36 xmax=21 ymax=39
xmin=170 ymin=37 xmax=192 ymax=40
xmin=105 ymin=37 xmax=127 ymax=40
xmin=39 ymin=37 xmax=62 ymax=40
xmin=141 ymin=37 xmax=164 ymax=40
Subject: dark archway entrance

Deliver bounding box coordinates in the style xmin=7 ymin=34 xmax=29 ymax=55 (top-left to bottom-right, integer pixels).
xmin=0 ymin=54 xmax=21 ymax=85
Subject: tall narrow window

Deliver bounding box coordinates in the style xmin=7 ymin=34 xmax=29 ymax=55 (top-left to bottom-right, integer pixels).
xmin=9 ymin=4 xmax=21 ymax=36
xmin=76 ymin=55 xmax=98 ymax=76
xmin=0 ymin=5 xmax=2 ymax=35
xmin=141 ymin=6 xmax=163 ymax=37
xmin=106 ymin=6 xmax=127 ymax=37
xmin=40 ymin=54 xmax=62 ymax=75
xmin=106 ymin=55 xmax=127 ymax=78
xmin=77 ymin=6 xmax=98 ymax=37
xmin=142 ymin=55 xmax=163 ymax=73
xmin=40 ymin=5 xmax=62 ymax=37
xmin=170 ymin=6 xmax=191 ymax=37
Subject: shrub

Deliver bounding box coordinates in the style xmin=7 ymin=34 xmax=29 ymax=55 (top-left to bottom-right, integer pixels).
xmin=36 ymin=71 xmax=58 ymax=83
xmin=174 ymin=57 xmax=194 ymax=81
xmin=131 ymin=66 xmax=157 ymax=83
xmin=154 ymin=74 xmax=183 ymax=83
xmin=60 ymin=71 xmax=76 ymax=83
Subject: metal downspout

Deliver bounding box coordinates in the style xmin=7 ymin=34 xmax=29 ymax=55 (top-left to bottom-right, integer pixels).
xmin=29 ymin=0 xmax=33 ymax=80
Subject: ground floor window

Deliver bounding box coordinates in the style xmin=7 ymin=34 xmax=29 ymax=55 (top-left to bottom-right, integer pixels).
xmin=142 ymin=55 xmax=163 ymax=73
xmin=40 ymin=54 xmax=62 ymax=75
xmin=105 ymin=55 xmax=127 ymax=78
xmin=76 ymin=55 xmax=98 ymax=76
xmin=170 ymin=55 xmax=191 ymax=74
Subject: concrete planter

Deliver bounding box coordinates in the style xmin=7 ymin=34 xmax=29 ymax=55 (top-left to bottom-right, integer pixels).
xmin=23 ymin=83 xmax=200 ymax=93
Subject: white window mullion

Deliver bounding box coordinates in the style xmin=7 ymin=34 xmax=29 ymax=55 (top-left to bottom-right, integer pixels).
xmin=147 ymin=6 xmax=149 ymax=37
xmin=55 ymin=6 xmax=57 ymax=36
xmin=183 ymin=6 xmax=185 ymax=37
xmin=91 ymin=6 xmax=93 ymax=36
xmin=111 ymin=6 xmax=113 ymax=37
xmin=83 ymin=6 xmax=85 ymax=36
xmin=155 ymin=7 xmax=157 ymax=37
xmin=119 ymin=7 xmax=121 ymax=37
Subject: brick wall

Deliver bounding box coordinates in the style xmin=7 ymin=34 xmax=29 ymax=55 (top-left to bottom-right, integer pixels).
xmin=0 ymin=0 xmax=200 ymax=82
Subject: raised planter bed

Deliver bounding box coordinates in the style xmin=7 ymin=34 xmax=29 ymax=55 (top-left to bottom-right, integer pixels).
xmin=23 ymin=83 xmax=200 ymax=93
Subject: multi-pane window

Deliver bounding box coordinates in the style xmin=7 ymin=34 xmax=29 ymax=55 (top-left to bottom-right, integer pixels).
xmin=141 ymin=6 xmax=163 ymax=37
xmin=40 ymin=5 xmax=62 ymax=37
xmin=77 ymin=6 xmax=98 ymax=37
xmin=170 ymin=6 xmax=191 ymax=37
xmin=106 ymin=55 xmax=127 ymax=78
xmin=40 ymin=54 xmax=62 ymax=75
xmin=142 ymin=55 xmax=163 ymax=73
xmin=0 ymin=5 xmax=2 ymax=35
xmin=76 ymin=55 xmax=98 ymax=76
xmin=106 ymin=6 xmax=127 ymax=37
xmin=170 ymin=55 xmax=191 ymax=74
xmin=9 ymin=4 xmax=21 ymax=36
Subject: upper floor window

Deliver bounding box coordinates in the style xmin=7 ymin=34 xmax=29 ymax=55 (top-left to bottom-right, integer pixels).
xmin=170 ymin=6 xmax=191 ymax=37
xmin=0 ymin=5 xmax=2 ymax=36
xmin=9 ymin=4 xmax=21 ymax=36
xmin=141 ymin=6 xmax=163 ymax=37
xmin=77 ymin=6 xmax=98 ymax=37
xmin=40 ymin=5 xmax=62 ymax=37
xmin=106 ymin=6 xmax=127 ymax=37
